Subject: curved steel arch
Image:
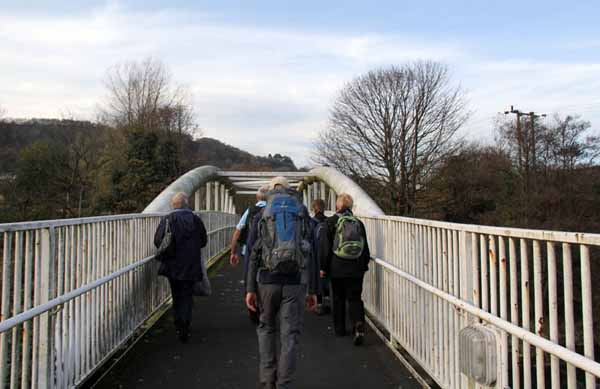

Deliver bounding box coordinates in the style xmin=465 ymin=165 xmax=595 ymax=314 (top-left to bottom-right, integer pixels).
xmin=143 ymin=165 xmax=223 ymax=213
xmin=144 ymin=165 xmax=384 ymax=216
xmin=305 ymin=166 xmax=384 ymax=216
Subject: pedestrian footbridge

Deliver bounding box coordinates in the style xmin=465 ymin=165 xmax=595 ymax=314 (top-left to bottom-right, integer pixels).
xmin=0 ymin=166 xmax=599 ymax=388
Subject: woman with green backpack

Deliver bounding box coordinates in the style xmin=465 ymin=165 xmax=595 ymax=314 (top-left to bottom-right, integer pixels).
xmin=318 ymin=193 xmax=371 ymax=346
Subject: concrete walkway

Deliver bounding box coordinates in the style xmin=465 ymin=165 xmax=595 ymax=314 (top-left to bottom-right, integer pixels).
xmin=93 ymin=261 xmax=418 ymax=388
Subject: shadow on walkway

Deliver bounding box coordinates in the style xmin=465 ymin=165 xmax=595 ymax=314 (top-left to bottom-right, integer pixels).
xmin=93 ymin=261 xmax=418 ymax=388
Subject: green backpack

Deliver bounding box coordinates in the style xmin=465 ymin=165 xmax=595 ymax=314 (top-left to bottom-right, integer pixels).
xmin=332 ymin=215 xmax=365 ymax=260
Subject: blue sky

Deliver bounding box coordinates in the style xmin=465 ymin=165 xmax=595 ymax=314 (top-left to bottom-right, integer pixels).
xmin=2 ymin=0 xmax=600 ymax=166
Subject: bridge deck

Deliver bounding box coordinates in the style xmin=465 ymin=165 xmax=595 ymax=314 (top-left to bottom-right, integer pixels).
xmin=93 ymin=261 xmax=418 ymax=389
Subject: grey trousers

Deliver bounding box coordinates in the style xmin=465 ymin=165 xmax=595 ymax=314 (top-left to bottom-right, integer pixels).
xmin=257 ymin=283 xmax=306 ymax=389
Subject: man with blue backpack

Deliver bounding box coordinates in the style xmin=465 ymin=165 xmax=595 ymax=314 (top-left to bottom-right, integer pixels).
xmin=318 ymin=193 xmax=371 ymax=346
xmin=245 ymin=176 xmax=318 ymax=389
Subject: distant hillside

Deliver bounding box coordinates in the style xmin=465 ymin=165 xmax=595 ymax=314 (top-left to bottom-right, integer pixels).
xmin=0 ymin=119 xmax=104 ymax=173
xmin=0 ymin=119 xmax=297 ymax=173
xmin=183 ymin=137 xmax=297 ymax=172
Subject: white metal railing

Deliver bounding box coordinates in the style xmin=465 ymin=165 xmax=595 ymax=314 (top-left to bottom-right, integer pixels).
xmin=361 ymin=215 xmax=599 ymax=389
xmin=0 ymin=211 xmax=237 ymax=389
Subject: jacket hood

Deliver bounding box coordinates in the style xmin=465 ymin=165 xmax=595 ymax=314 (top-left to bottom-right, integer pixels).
xmin=314 ymin=212 xmax=327 ymax=221
xmin=170 ymin=208 xmax=197 ymax=238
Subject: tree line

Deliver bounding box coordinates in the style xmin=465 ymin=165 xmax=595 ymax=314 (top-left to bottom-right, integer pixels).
xmin=313 ymin=61 xmax=600 ymax=360
xmin=0 ymin=58 xmax=296 ymax=222
xmin=314 ymin=61 xmax=600 ymax=234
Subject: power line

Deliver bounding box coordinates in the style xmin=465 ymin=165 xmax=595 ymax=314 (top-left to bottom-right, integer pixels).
xmin=504 ymin=105 xmax=546 ymax=171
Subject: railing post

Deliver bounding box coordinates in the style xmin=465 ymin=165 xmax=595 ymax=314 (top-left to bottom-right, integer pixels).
xmin=458 ymin=230 xmax=473 ymax=388
xmin=220 ymin=185 xmax=225 ymax=212
xmin=38 ymin=227 xmax=56 ymax=388
xmin=206 ymin=182 xmax=212 ymax=211
xmin=329 ymin=189 xmax=336 ymax=211
xmin=458 ymin=231 xmax=471 ymax=303
xmin=195 ymin=190 xmax=201 ymax=211
xmin=581 ymin=245 xmax=596 ymax=389
xmin=214 ymin=183 xmax=219 ymax=213
xmin=0 ymin=232 xmax=13 ymax=386
xmin=302 ymin=188 xmax=308 ymax=207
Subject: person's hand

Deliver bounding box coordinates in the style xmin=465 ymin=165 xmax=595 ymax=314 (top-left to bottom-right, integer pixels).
xmin=305 ymin=294 xmax=318 ymax=312
xmin=320 ymin=270 xmax=326 ymax=279
xmin=246 ymin=292 xmax=258 ymax=312
xmin=230 ymin=253 xmax=240 ymax=266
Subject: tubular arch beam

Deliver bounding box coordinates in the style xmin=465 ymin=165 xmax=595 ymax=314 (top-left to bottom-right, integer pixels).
xmin=143 ymin=165 xmax=384 ymax=216
xmin=143 ymin=165 xmax=222 ymax=213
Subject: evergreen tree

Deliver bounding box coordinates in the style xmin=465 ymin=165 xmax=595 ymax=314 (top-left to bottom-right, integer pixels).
xmin=111 ymin=131 xmax=180 ymax=212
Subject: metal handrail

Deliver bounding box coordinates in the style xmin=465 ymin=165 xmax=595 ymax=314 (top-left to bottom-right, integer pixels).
xmin=0 ymin=225 xmax=235 ymax=334
xmin=363 ymin=213 xmax=600 ymax=245
xmin=361 ymin=214 xmax=598 ymax=389
xmin=0 ymin=211 xmax=238 ymax=388
xmin=0 ymin=210 xmax=235 ymax=233
xmin=0 ymin=213 xmax=164 ymax=232
xmin=371 ymin=256 xmax=600 ymax=378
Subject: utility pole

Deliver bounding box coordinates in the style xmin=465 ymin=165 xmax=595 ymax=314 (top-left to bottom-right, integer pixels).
xmin=522 ymin=112 xmax=546 ymax=170
xmin=504 ymin=106 xmax=546 ymax=225
xmin=504 ymin=106 xmax=525 ymax=171
xmin=504 ymin=106 xmax=546 ymax=173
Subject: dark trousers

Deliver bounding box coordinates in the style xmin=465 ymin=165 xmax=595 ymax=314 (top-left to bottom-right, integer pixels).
xmin=168 ymin=278 xmax=195 ymax=330
xmin=330 ymin=277 xmax=365 ymax=334
xmin=257 ymin=283 xmax=306 ymax=389
xmin=317 ymin=278 xmax=330 ymax=304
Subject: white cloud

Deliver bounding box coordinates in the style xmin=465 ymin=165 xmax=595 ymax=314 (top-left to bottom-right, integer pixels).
xmin=1 ymin=2 xmax=599 ymax=166
xmin=459 ymin=60 xmax=600 ymax=143
xmin=0 ymin=3 xmax=465 ymax=165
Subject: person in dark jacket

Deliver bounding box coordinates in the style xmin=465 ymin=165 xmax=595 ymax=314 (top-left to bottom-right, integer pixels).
xmin=318 ymin=193 xmax=371 ymax=346
xmin=229 ymin=185 xmax=269 ymax=268
xmin=245 ymin=177 xmax=318 ymax=389
xmin=154 ymin=192 xmax=207 ymax=343
xmin=310 ymin=199 xmax=330 ymax=315
xmin=229 ymin=185 xmax=269 ymax=325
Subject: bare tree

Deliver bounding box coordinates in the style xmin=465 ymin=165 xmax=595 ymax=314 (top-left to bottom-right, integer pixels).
xmin=314 ymin=62 xmax=469 ymax=215
xmin=548 ymin=114 xmax=599 ymax=170
xmin=497 ymin=113 xmax=599 ymax=173
xmin=0 ymin=105 xmax=6 ymax=120
xmin=100 ymin=57 xmax=200 ymax=137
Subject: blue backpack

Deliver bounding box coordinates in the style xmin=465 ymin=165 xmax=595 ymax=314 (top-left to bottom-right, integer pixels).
xmin=259 ymin=189 xmax=310 ymax=274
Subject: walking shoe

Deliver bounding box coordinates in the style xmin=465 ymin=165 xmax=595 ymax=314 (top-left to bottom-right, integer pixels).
xmin=177 ymin=327 xmax=190 ymax=344
xmin=318 ymin=305 xmax=331 ymax=316
xmin=353 ymin=322 xmax=365 ymax=346
xmin=314 ymin=304 xmax=323 ymax=315
xmin=353 ymin=331 xmax=364 ymax=346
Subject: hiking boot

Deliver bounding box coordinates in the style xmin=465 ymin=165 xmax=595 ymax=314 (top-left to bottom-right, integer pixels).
xmin=318 ymin=305 xmax=331 ymax=316
xmin=314 ymin=304 xmax=323 ymax=315
xmin=177 ymin=327 xmax=190 ymax=344
xmin=353 ymin=322 xmax=365 ymax=346
xmin=353 ymin=331 xmax=364 ymax=346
